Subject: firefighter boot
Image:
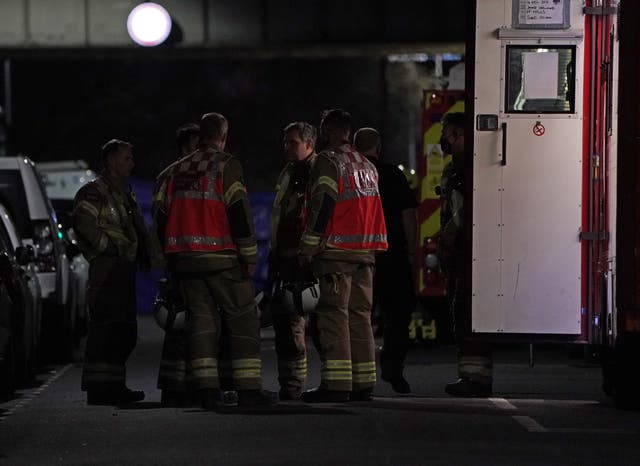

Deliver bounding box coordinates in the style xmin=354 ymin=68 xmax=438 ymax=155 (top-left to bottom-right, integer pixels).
xmin=237 ymin=390 xmax=277 ymax=407
xmin=350 ymin=387 xmax=374 ymax=401
xmin=301 ymin=388 xmax=350 ymax=403
xmin=87 ymin=387 xmax=145 ymax=405
xmin=445 ymin=377 xmax=493 ymax=398
xmin=381 ymin=372 xmax=411 ymax=394
xmin=279 ymin=386 xmax=302 ymax=401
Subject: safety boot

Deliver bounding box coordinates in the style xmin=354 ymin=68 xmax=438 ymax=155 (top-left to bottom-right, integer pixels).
xmin=87 ymin=387 xmax=145 ymax=405
xmin=381 ymin=373 xmax=411 ymax=394
xmin=278 ymin=386 xmax=302 ymax=401
xmin=444 ymin=378 xmax=492 ymax=398
xmin=237 ymin=390 xmax=277 ymax=407
xmin=349 ymin=388 xmax=374 ymax=401
xmin=301 ymin=388 xmax=349 ymax=403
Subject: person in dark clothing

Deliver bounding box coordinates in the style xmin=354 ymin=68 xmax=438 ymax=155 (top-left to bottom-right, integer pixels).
xmin=354 ymin=127 xmax=418 ymax=394
xmin=439 ymin=112 xmax=493 ymax=397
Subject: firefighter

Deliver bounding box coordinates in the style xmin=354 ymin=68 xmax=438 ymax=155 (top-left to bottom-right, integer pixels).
xmin=155 ymin=123 xmax=199 ymax=406
xmin=269 ymin=121 xmax=317 ymax=400
xmin=439 ymin=112 xmax=493 ymax=397
xmin=299 ymin=109 xmax=388 ymax=403
xmin=354 ymin=127 xmax=418 ymax=394
xmin=153 ymin=112 xmax=273 ymax=409
xmin=73 ymin=139 xmax=149 ymax=405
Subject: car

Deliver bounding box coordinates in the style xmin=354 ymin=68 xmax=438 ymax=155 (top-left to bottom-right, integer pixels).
xmin=39 ymin=160 xmax=96 ymax=342
xmin=0 ymin=213 xmax=41 ymax=395
xmin=0 ymin=156 xmax=73 ymax=361
xmin=0 ymin=203 xmax=42 ymax=381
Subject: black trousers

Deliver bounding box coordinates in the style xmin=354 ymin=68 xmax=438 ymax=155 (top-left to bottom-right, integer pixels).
xmin=82 ymin=257 xmax=137 ymax=392
xmin=374 ymin=252 xmax=416 ymax=377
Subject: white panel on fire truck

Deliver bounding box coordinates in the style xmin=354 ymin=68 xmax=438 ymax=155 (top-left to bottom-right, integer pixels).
xmin=471 ymin=0 xmax=507 ymax=332
xmin=29 ymin=0 xmax=85 ymax=46
xmin=0 ymin=0 xmax=26 ymax=45
xmin=499 ymin=118 xmax=581 ymax=334
xmin=472 ymin=0 xmax=584 ymax=336
xmin=88 ymin=0 xmax=137 ymax=46
xmin=471 ymin=133 xmax=503 ymax=333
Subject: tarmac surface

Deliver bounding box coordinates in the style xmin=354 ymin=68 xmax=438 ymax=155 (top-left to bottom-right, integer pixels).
xmin=1 ymin=317 xmax=639 ymax=465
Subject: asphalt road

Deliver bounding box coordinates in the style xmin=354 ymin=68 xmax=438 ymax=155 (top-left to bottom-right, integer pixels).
xmin=1 ymin=317 xmax=639 ymax=466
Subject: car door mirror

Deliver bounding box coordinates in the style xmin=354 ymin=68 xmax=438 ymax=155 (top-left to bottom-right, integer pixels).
xmin=15 ymin=245 xmax=35 ymax=266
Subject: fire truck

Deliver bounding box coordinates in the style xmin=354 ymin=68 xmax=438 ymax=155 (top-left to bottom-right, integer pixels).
xmin=416 ymin=0 xmax=638 ymax=407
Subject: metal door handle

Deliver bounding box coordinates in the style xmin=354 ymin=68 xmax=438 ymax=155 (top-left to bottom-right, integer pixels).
xmin=501 ymin=122 xmax=507 ymax=166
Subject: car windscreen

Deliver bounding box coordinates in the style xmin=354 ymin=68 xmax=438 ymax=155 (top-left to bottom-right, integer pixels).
xmin=0 ymin=170 xmax=31 ymax=238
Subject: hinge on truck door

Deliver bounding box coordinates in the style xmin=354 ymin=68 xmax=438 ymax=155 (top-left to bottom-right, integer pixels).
xmin=579 ymin=231 xmax=610 ymax=241
xmin=584 ymin=6 xmax=619 ymax=16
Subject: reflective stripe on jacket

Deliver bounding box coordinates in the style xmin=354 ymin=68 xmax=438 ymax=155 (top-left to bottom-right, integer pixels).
xmin=323 ymin=145 xmax=388 ymax=251
xmin=164 ymin=149 xmax=237 ymax=253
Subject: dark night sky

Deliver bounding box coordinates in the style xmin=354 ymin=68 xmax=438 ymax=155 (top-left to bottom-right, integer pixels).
xmin=9 ymin=57 xmax=384 ymax=191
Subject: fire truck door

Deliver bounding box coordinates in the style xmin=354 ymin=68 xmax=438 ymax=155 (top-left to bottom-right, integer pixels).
xmin=471 ymin=0 xmax=584 ymax=336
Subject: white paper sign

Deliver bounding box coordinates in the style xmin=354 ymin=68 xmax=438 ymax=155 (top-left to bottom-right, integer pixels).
xmin=519 ymin=0 xmax=565 ymax=25
xmin=523 ymin=52 xmax=559 ymax=99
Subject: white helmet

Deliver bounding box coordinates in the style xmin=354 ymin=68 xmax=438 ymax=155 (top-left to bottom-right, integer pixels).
xmin=280 ymin=280 xmax=320 ymax=315
xmin=152 ymin=280 xmax=186 ymax=332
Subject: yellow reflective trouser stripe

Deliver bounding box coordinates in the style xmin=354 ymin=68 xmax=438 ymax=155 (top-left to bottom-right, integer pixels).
xmin=77 ymin=200 xmax=99 ymax=217
xmin=352 ymin=361 xmax=376 ymax=383
xmin=159 ymin=370 xmax=187 ymax=381
xmin=232 ymin=358 xmax=262 ymax=369
xmin=322 ymin=359 xmax=352 ymax=381
xmin=279 ymin=358 xmax=308 ymax=375
xmin=159 ymin=360 xmax=188 ymax=377
xmin=238 ymin=244 xmax=258 ymax=256
xmin=160 ymin=360 xmax=187 ymax=370
xmin=191 ymin=357 xmax=218 ymax=379
xmin=301 ymin=233 xmax=321 ymax=246
xmin=224 ymin=181 xmax=246 ymax=204
xmin=232 ymin=358 xmax=261 ymax=379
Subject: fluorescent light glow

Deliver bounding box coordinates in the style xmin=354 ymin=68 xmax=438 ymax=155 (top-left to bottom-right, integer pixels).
xmin=127 ymin=3 xmax=172 ymax=47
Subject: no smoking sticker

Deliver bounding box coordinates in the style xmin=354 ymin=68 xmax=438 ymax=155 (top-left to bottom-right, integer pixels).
xmin=533 ymin=121 xmax=545 ymax=136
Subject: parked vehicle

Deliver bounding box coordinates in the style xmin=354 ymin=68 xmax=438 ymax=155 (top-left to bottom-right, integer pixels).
xmin=0 ymin=215 xmax=41 ymax=395
xmin=39 ymin=160 xmax=95 ymax=340
xmin=0 ymin=203 xmax=42 ymax=382
xmin=0 ymin=156 xmax=73 ymax=360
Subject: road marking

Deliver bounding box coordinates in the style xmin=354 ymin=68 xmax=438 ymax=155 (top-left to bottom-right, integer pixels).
xmin=512 ymin=415 xmax=548 ymax=432
xmin=489 ymin=397 xmax=518 ymax=410
xmin=0 ymin=364 xmax=74 ymax=421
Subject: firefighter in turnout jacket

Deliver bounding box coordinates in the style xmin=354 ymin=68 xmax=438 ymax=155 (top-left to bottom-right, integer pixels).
xmin=153 ymin=113 xmax=272 ymax=409
xmin=439 ymin=112 xmax=493 ymax=397
xmin=270 ymin=122 xmax=317 ymax=400
xmin=300 ymin=109 xmax=388 ymax=403
xmin=73 ymin=139 xmax=149 ymax=405
xmin=155 ymin=123 xmax=199 ymax=406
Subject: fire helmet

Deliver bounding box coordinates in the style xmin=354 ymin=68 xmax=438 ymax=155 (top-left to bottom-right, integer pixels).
xmin=279 ymin=280 xmax=320 ymax=315
xmin=152 ymin=279 xmax=186 ymax=332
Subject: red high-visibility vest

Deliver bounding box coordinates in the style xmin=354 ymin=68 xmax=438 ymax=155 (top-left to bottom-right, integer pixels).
xmin=164 ymin=149 xmax=236 ymax=253
xmin=323 ymin=145 xmax=388 ymax=251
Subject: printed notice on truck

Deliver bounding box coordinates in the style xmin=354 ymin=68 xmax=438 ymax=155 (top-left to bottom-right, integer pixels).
xmin=523 ymin=52 xmax=559 ymax=99
xmin=515 ymin=0 xmax=568 ymax=28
